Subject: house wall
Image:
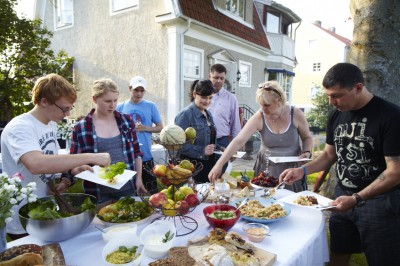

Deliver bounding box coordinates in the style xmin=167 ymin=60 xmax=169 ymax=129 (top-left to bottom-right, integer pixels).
xmin=291 ymin=22 xmax=349 ymax=110
xmin=183 ymin=36 xmax=266 ymax=112
xmin=42 ymin=0 xmax=169 ymax=121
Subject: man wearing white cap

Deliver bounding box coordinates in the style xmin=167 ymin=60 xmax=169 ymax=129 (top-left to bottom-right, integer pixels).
xmin=116 ymin=76 xmax=163 ymax=194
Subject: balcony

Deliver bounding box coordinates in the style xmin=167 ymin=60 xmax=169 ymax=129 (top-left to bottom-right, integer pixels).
xmin=266 ymin=33 xmax=295 ymax=61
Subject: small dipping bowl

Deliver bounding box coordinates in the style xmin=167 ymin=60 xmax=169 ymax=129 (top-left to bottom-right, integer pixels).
xmin=102 ymin=224 xmax=138 ymax=242
xmin=243 ymin=223 xmax=270 ymax=242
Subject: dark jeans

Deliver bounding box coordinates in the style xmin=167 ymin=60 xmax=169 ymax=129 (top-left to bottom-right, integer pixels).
xmin=216 ymin=136 xmax=230 ymax=174
xmin=142 ymin=160 xmax=158 ymax=195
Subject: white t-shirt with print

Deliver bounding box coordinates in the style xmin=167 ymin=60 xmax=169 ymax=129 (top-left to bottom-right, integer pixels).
xmin=1 ymin=113 xmax=59 ymax=234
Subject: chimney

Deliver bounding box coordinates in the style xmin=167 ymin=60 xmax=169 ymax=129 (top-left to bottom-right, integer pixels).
xmin=312 ymin=20 xmax=322 ymax=27
xmin=328 ymin=27 xmax=336 ymax=33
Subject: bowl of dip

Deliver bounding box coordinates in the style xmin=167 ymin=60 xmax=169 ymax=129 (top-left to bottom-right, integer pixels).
xmin=243 ymin=223 xmax=270 ymax=242
xmin=139 ymin=220 xmax=176 ymax=259
xmin=102 ymin=224 xmax=138 ymax=242
xmin=102 ymin=233 xmax=142 ymax=266
xmin=203 ymin=204 xmax=240 ymax=231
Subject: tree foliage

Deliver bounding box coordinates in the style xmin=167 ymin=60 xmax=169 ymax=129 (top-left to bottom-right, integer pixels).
xmin=306 ymin=85 xmax=334 ymax=130
xmin=0 ymin=0 xmax=73 ymax=122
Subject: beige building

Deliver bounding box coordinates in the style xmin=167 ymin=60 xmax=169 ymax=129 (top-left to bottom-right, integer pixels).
xmin=33 ymin=0 xmax=301 ymax=122
xmin=291 ymin=21 xmax=351 ymax=112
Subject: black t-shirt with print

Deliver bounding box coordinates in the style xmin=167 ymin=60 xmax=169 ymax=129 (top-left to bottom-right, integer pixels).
xmin=326 ymin=96 xmax=400 ymax=192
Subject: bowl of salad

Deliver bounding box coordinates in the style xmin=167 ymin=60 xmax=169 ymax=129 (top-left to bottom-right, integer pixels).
xmin=203 ymin=204 xmax=240 ymax=231
xmin=97 ymin=197 xmax=154 ymax=226
xmin=19 ymin=193 xmax=97 ymax=241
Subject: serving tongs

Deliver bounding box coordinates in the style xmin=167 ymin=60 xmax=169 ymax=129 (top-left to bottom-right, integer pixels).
xmin=47 ymin=179 xmax=80 ymax=214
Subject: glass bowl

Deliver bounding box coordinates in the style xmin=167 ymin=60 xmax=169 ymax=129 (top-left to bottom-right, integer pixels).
xmin=203 ymin=204 xmax=240 ymax=231
xmin=242 ymin=223 xmax=270 ymax=242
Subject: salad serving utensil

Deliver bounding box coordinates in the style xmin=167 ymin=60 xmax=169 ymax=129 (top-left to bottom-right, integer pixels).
xmin=47 ymin=179 xmax=80 ymax=214
xmin=235 ymin=197 xmax=249 ymax=211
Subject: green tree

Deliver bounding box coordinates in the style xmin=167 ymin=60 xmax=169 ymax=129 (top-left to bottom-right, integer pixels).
xmin=306 ymin=85 xmax=334 ymax=130
xmin=0 ymin=0 xmax=73 ymax=122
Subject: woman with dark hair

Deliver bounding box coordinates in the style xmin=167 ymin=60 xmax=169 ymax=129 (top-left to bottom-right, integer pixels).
xmin=175 ymin=79 xmax=219 ymax=183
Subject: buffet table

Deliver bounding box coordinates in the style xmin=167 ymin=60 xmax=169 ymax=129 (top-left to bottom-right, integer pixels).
xmin=7 ymin=189 xmax=330 ymax=266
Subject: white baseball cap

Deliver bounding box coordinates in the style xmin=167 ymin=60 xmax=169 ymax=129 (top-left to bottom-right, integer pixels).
xmin=129 ymin=76 xmax=147 ymax=90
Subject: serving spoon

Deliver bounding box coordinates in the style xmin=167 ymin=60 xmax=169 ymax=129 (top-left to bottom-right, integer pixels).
xmin=261 ymin=181 xmax=285 ymax=198
xmin=235 ymin=197 xmax=249 ymax=211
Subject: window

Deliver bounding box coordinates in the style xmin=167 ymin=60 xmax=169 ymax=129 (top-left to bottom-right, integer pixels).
xmin=310 ymin=85 xmax=319 ymax=98
xmin=54 ymin=0 xmax=73 ymax=29
xmin=111 ymin=0 xmax=138 ymax=13
xmin=313 ymin=63 xmax=321 ymax=72
xmin=266 ymin=12 xmax=280 ymax=33
xmin=226 ymin=0 xmax=245 ymax=19
xmin=183 ymin=46 xmax=204 ymax=80
xmin=282 ymin=75 xmax=292 ymax=102
xmin=239 ymin=61 xmax=252 ymax=87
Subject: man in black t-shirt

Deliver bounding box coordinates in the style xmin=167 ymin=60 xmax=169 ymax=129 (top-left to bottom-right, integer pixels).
xmin=279 ymin=63 xmax=400 ymax=266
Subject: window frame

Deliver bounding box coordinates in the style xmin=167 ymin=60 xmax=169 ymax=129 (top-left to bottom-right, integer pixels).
xmin=110 ymin=0 xmax=138 ymax=15
xmin=53 ymin=0 xmax=74 ymax=30
xmin=183 ymin=45 xmax=204 ymax=80
xmin=239 ymin=60 xmax=252 ymax=88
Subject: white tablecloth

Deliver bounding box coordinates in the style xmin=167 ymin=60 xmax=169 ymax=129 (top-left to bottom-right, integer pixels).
xmin=7 ymin=189 xmax=329 ymax=266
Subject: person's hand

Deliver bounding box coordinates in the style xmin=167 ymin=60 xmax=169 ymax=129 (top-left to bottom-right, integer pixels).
xmin=205 ymin=144 xmax=215 ymax=156
xmin=135 ymin=124 xmax=146 ymax=132
xmin=94 ymin=153 xmax=111 ymax=167
xmin=135 ymin=178 xmax=148 ymax=195
xmin=298 ymin=151 xmax=311 ymax=160
xmin=279 ymin=167 xmax=304 ymax=185
xmin=330 ymin=195 xmax=357 ymax=212
xmin=208 ymin=164 xmax=223 ymax=183
xmin=55 ymin=181 xmax=70 ymax=194
xmin=71 ymin=165 xmax=94 ymax=175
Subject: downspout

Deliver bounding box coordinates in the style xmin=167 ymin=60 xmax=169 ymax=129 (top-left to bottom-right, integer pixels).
xmin=180 ymin=19 xmax=192 ymax=109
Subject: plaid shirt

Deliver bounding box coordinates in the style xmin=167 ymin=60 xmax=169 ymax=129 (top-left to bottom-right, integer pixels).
xmin=69 ymin=109 xmax=143 ymax=200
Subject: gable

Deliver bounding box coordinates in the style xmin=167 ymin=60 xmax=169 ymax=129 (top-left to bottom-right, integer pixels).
xmin=179 ymin=0 xmax=270 ymax=50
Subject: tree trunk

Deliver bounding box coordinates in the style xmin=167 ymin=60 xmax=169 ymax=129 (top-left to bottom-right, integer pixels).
xmin=349 ymin=0 xmax=400 ymax=105
xmin=320 ymin=0 xmax=400 ymax=197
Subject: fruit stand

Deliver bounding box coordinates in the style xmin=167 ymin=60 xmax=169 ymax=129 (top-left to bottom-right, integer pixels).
xmin=141 ymin=125 xmax=210 ymax=236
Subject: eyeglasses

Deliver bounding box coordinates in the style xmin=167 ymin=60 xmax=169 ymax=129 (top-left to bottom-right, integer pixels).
xmin=259 ymin=85 xmax=281 ymax=96
xmin=54 ymin=102 xmax=74 ymax=114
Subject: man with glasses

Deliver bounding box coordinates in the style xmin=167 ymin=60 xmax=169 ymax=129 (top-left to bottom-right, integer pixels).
xmin=1 ymin=73 xmax=111 ymax=239
xmin=208 ymin=64 xmax=241 ymax=174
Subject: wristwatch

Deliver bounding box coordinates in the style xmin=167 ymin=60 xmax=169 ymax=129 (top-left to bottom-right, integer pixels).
xmin=352 ymin=193 xmax=365 ymax=207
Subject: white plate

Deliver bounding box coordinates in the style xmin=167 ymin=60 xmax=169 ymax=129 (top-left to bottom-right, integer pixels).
xmin=278 ymin=191 xmax=333 ymax=208
xmin=268 ymin=156 xmax=312 ymax=163
xmin=213 ymin=151 xmax=246 ymax=158
xmin=76 ymin=165 xmax=136 ymax=189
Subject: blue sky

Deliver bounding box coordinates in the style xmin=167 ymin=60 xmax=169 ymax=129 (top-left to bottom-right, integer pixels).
xmin=275 ymin=0 xmax=353 ymax=39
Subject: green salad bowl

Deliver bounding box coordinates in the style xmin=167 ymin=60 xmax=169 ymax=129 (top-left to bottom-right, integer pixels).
xmin=19 ymin=193 xmax=97 ymax=242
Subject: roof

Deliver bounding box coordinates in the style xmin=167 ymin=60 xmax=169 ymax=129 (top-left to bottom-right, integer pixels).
xmin=312 ymin=24 xmax=351 ymax=46
xmin=179 ymin=0 xmax=271 ymax=50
